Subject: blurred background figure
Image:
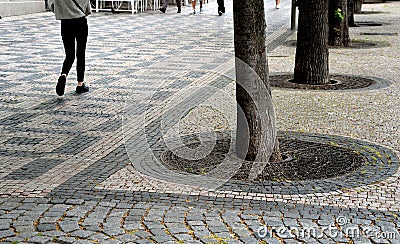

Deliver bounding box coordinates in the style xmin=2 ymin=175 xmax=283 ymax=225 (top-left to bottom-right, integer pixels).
xmin=159 ymin=0 xmax=181 ymax=13
xmin=217 ymin=0 xmax=224 ymax=15
xmin=275 ymin=0 xmax=280 ymax=9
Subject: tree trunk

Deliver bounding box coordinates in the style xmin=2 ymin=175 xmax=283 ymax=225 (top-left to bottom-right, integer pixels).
xmin=354 ymin=0 xmax=363 ymax=13
xmin=329 ymin=0 xmax=350 ymax=47
xmin=348 ymin=0 xmax=357 ymax=27
xmin=294 ymin=0 xmax=329 ymax=85
xmin=233 ymin=0 xmax=280 ymax=162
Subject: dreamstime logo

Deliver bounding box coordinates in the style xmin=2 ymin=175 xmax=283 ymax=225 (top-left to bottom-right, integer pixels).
xmin=122 ymin=53 xmax=276 ymax=191
xmin=256 ymin=216 xmax=397 ymax=241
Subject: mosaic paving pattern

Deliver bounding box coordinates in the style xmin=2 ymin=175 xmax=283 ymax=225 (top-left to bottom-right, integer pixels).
xmin=1 ymin=0 xmax=400 ymax=243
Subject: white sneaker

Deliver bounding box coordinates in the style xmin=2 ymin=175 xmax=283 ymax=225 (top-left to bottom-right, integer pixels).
xmin=275 ymin=4 xmax=280 ymax=9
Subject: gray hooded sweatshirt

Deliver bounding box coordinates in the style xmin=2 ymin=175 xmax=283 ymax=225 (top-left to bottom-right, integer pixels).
xmin=48 ymin=0 xmax=91 ymax=20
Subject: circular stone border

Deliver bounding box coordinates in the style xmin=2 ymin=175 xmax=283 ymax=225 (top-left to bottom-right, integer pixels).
xmin=269 ymin=73 xmax=392 ymax=91
xmin=284 ymin=39 xmax=390 ymax=49
xmin=156 ymin=131 xmax=399 ymax=194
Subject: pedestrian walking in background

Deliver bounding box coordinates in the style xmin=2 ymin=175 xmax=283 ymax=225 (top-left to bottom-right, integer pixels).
xmin=159 ymin=0 xmax=181 ymax=13
xmin=217 ymin=0 xmax=225 ymax=15
xmin=275 ymin=0 xmax=280 ymax=9
xmin=48 ymin=0 xmax=91 ymax=96
xmin=191 ymin=0 xmax=197 ymax=14
xmin=199 ymin=0 xmax=204 ymax=12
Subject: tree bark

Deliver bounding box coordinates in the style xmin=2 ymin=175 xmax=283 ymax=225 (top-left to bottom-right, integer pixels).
xmin=329 ymin=0 xmax=350 ymax=47
xmin=233 ymin=0 xmax=281 ymax=162
xmin=348 ymin=0 xmax=357 ymax=27
xmin=294 ymin=0 xmax=329 ymax=85
xmin=354 ymin=0 xmax=363 ymax=13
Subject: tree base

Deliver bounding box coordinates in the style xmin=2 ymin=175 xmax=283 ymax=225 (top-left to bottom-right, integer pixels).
xmin=159 ymin=131 xmax=398 ymax=182
xmin=269 ymin=74 xmax=391 ymax=90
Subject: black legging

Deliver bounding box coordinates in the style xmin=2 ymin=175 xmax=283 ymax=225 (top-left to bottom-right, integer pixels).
xmin=217 ymin=0 xmax=225 ymax=13
xmin=61 ymin=17 xmax=88 ymax=82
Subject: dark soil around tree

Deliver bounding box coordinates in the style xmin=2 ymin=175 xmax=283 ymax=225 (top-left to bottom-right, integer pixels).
xmin=285 ymin=39 xmax=390 ymax=49
xmin=161 ymin=135 xmax=366 ymax=182
xmin=269 ymin=74 xmax=377 ymax=90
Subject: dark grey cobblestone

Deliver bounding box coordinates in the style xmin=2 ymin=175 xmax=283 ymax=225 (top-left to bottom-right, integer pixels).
xmin=69 ymin=240 xmax=95 ymax=244
xmin=59 ymin=222 xmax=80 ymax=233
xmin=69 ymin=229 xmax=96 ymax=239
xmin=65 ymin=199 xmax=85 ymax=205
xmin=149 ymin=234 xmax=176 ymax=243
xmin=145 ymin=228 xmax=166 ymax=236
xmin=263 ymin=216 xmax=284 ymax=227
xmin=283 ymin=217 xmax=301 ymax=227
xmin=4 ymin=159 xmax=65 ymax=180
xmin=238 ymin=236 xmax=261 ymax=243
xmin=174 ymin=233 xmax=195 ymax=241
xmin=57 ymin=236 xmax=80 ymax=243
xmin=134 ymin=239 xmax=154 ymax=244
xmin=316 ymin=239 xmax=334 ymax=244
xmin=326 ymin=232 xmax=349 ymax=243
xmin=103 ymin=227 xmax=125 ymax=236
xmin=99 ymin=201 xmax=117 ymax=208
xmin=134 ymin=230 xmax=151 ymax=239
xmin=89 ymin=232 xmax=110 ymax=241
xmin=0 ymin=221 xmax=10 ymax=230
xmin=212 ymin=231 xmax=232 ymax=239
xmin=36 ymin=223 xmax=57 ymax=232
xmin=123 ymin=222 xmax=142 ymax=231
xmin=65 ymin=206 xmax=92 ymax=218
xmin=5 ymin=237 xmax=27 ymax=244
xmin=27 ymin=235 xmax=53 ymax=243
xmin=82 ymin=217 xmax=103 ymax=226
xmin=259 ymin=236 xmax=282 ymax=244
xmin=108 ymin=209 xmax=126 ymax=217
xmin=167 ymin=226 xmax=189 ymax=234
xmin=14 ymin=231 xmax=37 ymax=240
xmin=353 ymin=238 xmax=373 ymax=244
xmin=15 ymin=202 xmax=38 ymax=211
xmin=0 ymin=229 xmax=15 ymax=238
xmin=41 ymin=230 xmax=64 ymax=237
xmin=84 ymin=224 xmax=102 ymax=232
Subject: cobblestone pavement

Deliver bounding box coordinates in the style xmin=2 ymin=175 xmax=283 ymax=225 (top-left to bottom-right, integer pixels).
xmin=1 ymin=0 xmax=400 ymax=243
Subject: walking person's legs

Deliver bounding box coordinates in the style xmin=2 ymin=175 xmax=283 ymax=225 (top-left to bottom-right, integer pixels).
xmin=56 ymin=18 xmax=89 ymax=96
xmin=217 ymin=0 xmax=224 ymax=15
xmin=160 ymin=0 xmax=169 ymax=12
xmin=75 ymin=18 xmax=89 ymax=94
xmin=56 ymin=35 xmax=75 ymax=96
xmin=61 ymin=36 xmax=75 ymax=77
xmin=192 ymin=0 xmax=196 ymax=14
xmin=176 ymin=0 xmax=181 ymax=13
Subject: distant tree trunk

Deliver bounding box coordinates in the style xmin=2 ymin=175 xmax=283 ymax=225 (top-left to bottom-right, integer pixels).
xmin=329 ymin=0 xmax=350 ymax=46
xmin=348 ymin=0 xmax=356 ymax=27
xmin=233 ymin=0 xmax=281 ymax=162
xmin=294 ymin=0 xmax=329 ymax=85
xmin=355 ymin=0 xmax=363 ymax=13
